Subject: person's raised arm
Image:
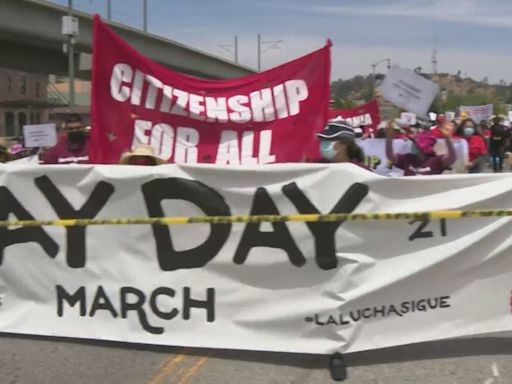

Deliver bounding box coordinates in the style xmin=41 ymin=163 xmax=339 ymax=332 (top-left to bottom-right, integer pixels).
xmin=440 ymin=122 xmax=456 ymax=168
xmin=385 ymin=121 xmax=398 ymax=164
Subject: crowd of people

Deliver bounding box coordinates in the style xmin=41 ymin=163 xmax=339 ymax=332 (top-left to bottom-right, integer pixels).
xmin=318 ymin=113 xmax=512 ymax=175
xmin=1 ymin=113 xmax=512 ymax=176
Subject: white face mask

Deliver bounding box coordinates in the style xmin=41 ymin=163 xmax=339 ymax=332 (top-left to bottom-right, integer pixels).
xmin=320 ymin=141 xmax=338 ymax=160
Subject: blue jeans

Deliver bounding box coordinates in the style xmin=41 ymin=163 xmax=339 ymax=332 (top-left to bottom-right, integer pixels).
xmin=490 ymin=153 xmax=503 ymax=172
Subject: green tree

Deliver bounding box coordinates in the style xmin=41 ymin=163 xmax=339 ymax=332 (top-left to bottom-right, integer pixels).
xmin=332 ymin=98 xmax=357 ymax=109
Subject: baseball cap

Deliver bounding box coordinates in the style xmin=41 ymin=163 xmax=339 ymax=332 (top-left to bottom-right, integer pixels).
xmin=317 ymin=122 xmax=355 ymax=140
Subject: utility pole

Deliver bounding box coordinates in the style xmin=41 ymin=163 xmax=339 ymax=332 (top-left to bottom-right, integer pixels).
xmin=234 ymin=35 xmax=238 ymax=63
xmin=257 ymin=34 xmax=261 ymax=71
xmin=143 ymin=0 xmax=148 ymax=32
xmin=219 ymin=35 xmax=239 ymax=63
xmin=431 ymin=37 xmax=438 ymax=74
xmin=67 ymin=0 xmax=75 ymax=107
xmin=257 ymin=34 xmax=283 ymax=71
xmin=107 ymin=0 xmax=112 ymax=20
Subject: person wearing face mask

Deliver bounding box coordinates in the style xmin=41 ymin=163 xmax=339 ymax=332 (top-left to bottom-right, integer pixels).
xmin=386 ymin=120 xmax=456 ymax=176
xmin=119 ymin=144 xmax=165 ymax=166
xmin=455 ymin=118 xmax=487 ymax=173
xmin=316 ymin=122 xmax=370 ymax=170
xmin=488 ymin=115 xmax=509 ymax=172
xmin=43 ymin=114 xmax=90 ymax=164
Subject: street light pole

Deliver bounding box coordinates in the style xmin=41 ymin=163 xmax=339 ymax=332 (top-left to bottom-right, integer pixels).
xmin=68 ymin=0 xmax=75 ymax=107
xmin=371 ymin=58 xmax=391 ymax=86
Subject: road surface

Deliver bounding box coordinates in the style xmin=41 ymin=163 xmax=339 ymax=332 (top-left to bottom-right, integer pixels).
xmin=0 ymin=333 xmax=511 ymax=383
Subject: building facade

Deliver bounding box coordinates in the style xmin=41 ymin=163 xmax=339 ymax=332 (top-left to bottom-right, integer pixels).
xmin=0 ymin=69 xmax=61 ymax=137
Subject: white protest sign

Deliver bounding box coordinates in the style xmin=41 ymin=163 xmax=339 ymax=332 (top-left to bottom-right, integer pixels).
xmin=379 ymin=65 xmax=439 ymax=117
xmin=359 ymin=138 xmax=469 ymax=176
xmin=0 ymin=164 xmax=511 ymax=355
xmin=22 ymin=124 xmax=57 ymax=148
xmin=400 ymin=112 xmax=417 ymax=126
xmin=459 ymin=104 xmax=493 ymax=123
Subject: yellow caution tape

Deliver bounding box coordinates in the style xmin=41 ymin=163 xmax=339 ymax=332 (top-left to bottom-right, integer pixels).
xmin=0 ymin=210 xmax=511 ymax=227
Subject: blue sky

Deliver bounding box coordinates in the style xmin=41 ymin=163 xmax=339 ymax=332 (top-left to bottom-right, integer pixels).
xmin=49 ymin=0 xmax=512 ymax=83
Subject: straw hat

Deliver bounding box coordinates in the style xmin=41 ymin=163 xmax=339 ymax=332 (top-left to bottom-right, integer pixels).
xmin=119 ymin=144 xmax=165 ymax=165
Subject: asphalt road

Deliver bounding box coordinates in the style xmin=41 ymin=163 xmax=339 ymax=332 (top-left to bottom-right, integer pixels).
xmin=0 ymin=334 xmax=511 ymax=384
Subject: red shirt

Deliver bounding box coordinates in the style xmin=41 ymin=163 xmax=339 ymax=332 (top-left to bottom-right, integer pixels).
xmin=43 ymin=139 xmax=90 ymax=164
xmin=395 ymin=154 xmax=446 ymax=176
xmin=430 ymin=127 xmax=444 ymax=138
xmin=462 ymin=135 xmax=487 ymax=162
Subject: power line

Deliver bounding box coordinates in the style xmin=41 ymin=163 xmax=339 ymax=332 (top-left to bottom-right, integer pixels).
xmin=257 ymin=34 xmax=283 ymax=71
xmin=219 ymin=35 xmax=238 ymax=63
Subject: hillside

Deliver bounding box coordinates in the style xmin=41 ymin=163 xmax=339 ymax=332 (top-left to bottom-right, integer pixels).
xmin=330 ymin=72 xmax=512 ymax=116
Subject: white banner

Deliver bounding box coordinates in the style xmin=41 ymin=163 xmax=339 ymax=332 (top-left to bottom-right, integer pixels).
xmin=0 ymin=164 xmax=511 ymax=355
xmin=459 ymin=104 xmax=493 ymax=123
xmin=359 ymin=138 xmax=469 ymax=176
xmin=379 ymin=65 xmax=439 ymax=117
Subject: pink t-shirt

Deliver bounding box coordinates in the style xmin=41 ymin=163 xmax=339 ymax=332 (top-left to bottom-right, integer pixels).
xmin=43 ymin=139 xmax=90 ymax=164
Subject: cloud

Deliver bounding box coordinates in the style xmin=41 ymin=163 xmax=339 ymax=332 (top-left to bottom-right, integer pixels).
xmin=261 ymin=0 xmax=512 ymax=29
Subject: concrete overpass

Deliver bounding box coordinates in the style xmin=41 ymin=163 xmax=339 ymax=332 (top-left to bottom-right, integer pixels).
xmin=0 ymin=0 xmax=255 ymax=79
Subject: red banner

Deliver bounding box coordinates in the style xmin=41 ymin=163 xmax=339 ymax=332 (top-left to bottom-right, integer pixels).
xmin=328 ymin=100 xmax=381 ymax=130
xmin=90 ymin=16 xmax=331 ymax=164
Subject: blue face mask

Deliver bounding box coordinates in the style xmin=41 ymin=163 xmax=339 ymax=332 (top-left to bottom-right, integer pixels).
xmin=320 ymin=141 xmax=338 ymax=160
xmin=464 ymin=127 xmax=475 ymax=136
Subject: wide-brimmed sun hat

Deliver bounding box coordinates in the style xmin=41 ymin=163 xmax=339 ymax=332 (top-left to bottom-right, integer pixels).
xmin=119 ymin=144 xmax=165 ymax=165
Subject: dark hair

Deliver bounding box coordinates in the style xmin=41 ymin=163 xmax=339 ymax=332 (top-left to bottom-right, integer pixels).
xmin=375 ymin=129 xmax=386 ymax=139
xmin=0 ymin=146 xmax=9 ymax=162
xmin=65 ymin=114 xmax=83 ymax=125
xmin=337 ymin=136 xmax=365 ymax=162
xmin=456 ymin=118 xmax=482 ymax=136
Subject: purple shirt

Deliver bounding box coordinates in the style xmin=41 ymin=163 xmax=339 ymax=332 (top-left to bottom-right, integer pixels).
xmin=43 ymin=139 xmax=90 ymax=164
xmin=395 ymin=154 xmax=446 ymax=176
